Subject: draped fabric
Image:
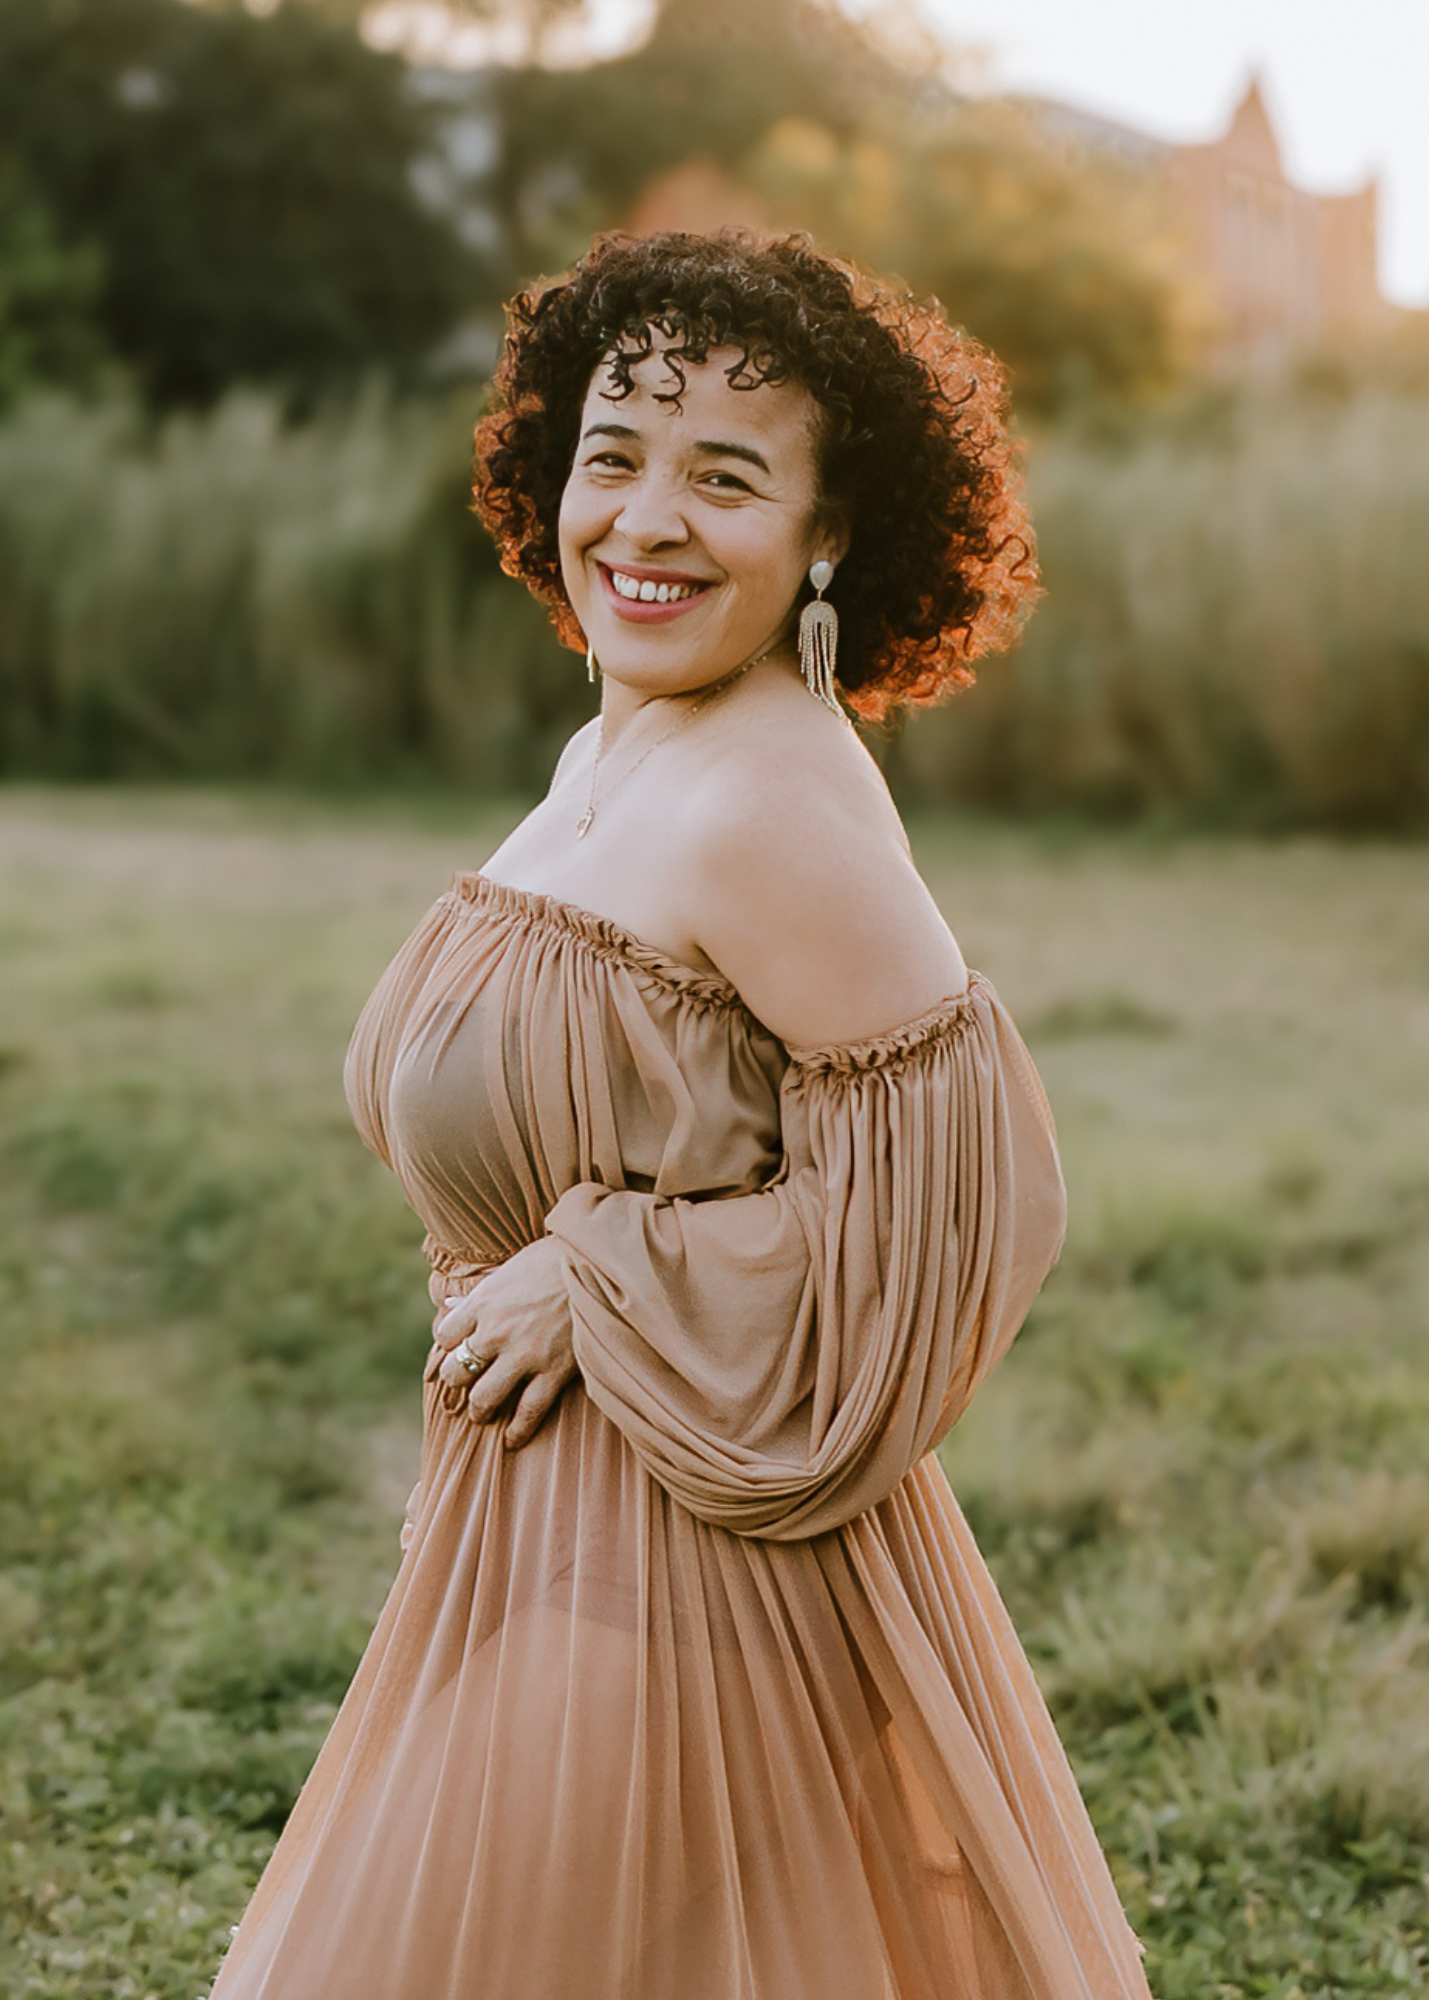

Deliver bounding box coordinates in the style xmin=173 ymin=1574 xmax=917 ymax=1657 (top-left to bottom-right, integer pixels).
xmin=208 ymin=872 xmax=1151 ymax=2000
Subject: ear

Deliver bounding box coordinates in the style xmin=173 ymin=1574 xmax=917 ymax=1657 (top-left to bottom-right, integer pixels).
xmin=813 ymin=510 xmax=851 ymax=572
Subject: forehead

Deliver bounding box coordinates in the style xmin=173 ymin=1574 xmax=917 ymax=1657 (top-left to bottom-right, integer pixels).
xmin=581 ymin=339 xmax=820 ymax=459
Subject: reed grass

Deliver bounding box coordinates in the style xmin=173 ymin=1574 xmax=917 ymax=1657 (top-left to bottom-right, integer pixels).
xmin=2 ymin=385 xmax=1427 ymax=826
xmin=0 ymin=388 xmax=585 ymax=790
xmin=902 ymin=391 xmax=1429 ymax=829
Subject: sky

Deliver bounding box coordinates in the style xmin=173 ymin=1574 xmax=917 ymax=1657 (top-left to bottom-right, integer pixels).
xmin=904 ymin=0 xmax=1429 ymax=306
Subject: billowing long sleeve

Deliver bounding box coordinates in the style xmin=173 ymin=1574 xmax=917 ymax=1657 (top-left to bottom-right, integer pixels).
xmin=544 ymin=972 xmax=1066 ymax=1541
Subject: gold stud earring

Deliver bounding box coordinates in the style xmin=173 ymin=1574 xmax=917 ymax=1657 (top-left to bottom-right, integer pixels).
xmin=798 ymin=560 xmax=842 ymax=714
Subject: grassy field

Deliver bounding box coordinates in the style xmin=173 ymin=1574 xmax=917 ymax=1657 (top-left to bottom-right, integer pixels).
xmin=1 ymin=787 xmax=1427 ymax=1998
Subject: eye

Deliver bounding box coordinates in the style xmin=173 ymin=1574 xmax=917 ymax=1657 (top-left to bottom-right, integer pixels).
xmin=586 ymin=450 xmax=635 ymax=471
xmin=702 ymin=471 xmax=753 ymax=493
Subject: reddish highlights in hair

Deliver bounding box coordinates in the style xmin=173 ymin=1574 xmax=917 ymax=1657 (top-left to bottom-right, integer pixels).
xmin=472 ymin=230 xmax=1040 ymax=720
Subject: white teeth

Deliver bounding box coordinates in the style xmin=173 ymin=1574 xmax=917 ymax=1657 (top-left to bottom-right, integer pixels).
xmin=608 ymin=569 xmax=701 ymax=604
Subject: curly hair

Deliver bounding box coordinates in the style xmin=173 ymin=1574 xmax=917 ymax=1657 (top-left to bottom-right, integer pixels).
xmin=472 ymin=230 xmax=1039 ymax=720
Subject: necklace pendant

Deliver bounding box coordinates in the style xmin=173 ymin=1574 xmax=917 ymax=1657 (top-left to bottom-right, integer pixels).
xmin=575 ymin=808 xmax=595 ymax=839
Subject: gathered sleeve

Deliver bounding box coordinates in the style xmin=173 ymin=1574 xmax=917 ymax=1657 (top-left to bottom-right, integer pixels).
xmin=543 ymin=972 xmax=1066 ymax=1542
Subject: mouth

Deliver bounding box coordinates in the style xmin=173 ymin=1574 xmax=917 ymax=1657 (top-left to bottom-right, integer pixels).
xmin=595 ymin=561 xmax=717 ymax=623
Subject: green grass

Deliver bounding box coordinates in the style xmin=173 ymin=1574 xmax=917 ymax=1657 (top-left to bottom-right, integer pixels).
xmin=920 ymin=818 xmax=1429 ymax=1995
xmin=2 ymin=788 xmax=1427 ymax=1997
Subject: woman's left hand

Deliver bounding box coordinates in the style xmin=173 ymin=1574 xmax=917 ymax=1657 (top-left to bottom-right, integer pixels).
xmin=433 ymin=1236 xmax=577 ymax=1449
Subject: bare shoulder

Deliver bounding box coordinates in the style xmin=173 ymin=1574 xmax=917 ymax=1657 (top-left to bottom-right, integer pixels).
xmin=549 ymin=716 xmax=599 ymax=792
xmin=679 ymin=690 xmax=967 ymax=1049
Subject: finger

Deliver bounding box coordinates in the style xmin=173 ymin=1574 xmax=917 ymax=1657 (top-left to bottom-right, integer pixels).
xmin=437 ymin=1341 xmax=497 ymax=1389
xmin=465 ymin=1356 xmax=527 ymax=1423
xmin=433 ymin=1297 xmax=469 ymax=1347
xmin=433 ymin=1295 xmax=480 ymax=1349
xmin=503 ymin=1370 xmax=569 ymax=1450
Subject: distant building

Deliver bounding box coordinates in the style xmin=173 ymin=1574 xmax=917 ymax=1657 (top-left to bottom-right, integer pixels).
xmin=1030 ymin=77 xmax=1390 ymax=373
xmin=1167 ymin=78 xmax=1386 ymax=370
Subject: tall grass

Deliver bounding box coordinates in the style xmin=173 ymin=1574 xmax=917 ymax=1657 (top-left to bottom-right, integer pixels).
xmin=0 ymin=389 xmax=584 ymax=789
xmin=902 ymin=392 xmax=1429 ymax=828
xmin=1 ymin=385 xmax=1428 ymax=824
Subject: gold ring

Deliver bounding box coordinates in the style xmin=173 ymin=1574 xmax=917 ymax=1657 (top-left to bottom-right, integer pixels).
xmin=454 ymin=1338 xmax=491 ymax=1376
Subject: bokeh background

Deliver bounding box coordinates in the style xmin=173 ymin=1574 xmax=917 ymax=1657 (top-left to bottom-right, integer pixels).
xmin=2 ymin=3 xmax=1427 ymax=1995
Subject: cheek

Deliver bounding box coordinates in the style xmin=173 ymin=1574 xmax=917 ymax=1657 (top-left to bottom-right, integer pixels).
xmin=557 ymin=480 xmax=602 ymax=591
xmin=724 ymin=514 xmax=812 ymax=601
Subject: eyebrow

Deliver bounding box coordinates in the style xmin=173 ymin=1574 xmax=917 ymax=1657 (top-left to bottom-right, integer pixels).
xmin=580 ymin=422 xmax=772 ymax=475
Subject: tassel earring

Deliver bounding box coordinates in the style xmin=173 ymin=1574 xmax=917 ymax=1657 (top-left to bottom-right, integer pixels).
xmin=586 ymin=646 xmax=599 ymax=684
xmin=798 ymin=560 xmax=843 ymax=714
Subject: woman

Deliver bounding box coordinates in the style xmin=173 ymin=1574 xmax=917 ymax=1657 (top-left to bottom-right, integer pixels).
xmin=211 ymin=232 xmax=1151 ymax=2000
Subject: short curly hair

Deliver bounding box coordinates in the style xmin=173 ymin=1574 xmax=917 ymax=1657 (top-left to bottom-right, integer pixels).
xmin=472 ymin=229 xmax=1039 ymax=720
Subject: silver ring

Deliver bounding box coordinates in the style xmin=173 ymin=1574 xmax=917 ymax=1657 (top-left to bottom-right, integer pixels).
xmin=454 ymin=1338 xmax=491 ymax=1376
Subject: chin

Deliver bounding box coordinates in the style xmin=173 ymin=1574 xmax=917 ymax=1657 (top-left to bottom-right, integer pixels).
xmin=598 ymin=650 xmax=717 ymax=694
xmin=587 ymin=619 xmax=743 ymax=685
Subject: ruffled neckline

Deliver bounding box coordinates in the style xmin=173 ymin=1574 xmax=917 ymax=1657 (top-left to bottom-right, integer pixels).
xmin=450 ymin=870 xmax=988 ymax=1073
xmin=450 ymin=872 xmax=746 ymax=1014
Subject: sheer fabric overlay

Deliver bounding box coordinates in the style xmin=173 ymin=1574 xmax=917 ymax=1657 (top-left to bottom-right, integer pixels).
xmin=209 ymin=872 xmax=1151 ymax=2000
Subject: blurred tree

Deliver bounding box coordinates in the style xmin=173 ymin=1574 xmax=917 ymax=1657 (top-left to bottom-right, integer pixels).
xmin=482 ymin=0 xmax=1197 ymax=413
xmin=487 ymin=0 xmax=880 ymax=276
xmin=746 ymin=101 xmax=1199 ymax=413
xmin=1290 ymin=310 xmax=1429 ymax=403
xmin=0 ymin=0 xmax=483 ymax=406
xmin=0 ymin=159 xmax=114 ymax=407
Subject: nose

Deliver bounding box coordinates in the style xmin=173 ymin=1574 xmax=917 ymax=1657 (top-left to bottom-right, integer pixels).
xmin=613 ymin=469 xmax=690 ymax=549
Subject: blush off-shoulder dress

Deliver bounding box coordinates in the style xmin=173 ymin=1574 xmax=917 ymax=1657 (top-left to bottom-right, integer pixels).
xmin=209 ymin=871 xmax=1151 ymax=2000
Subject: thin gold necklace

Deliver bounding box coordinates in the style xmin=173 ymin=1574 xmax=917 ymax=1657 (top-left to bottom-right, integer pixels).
xmin=575 ymin=651 xmax=767 ymax=839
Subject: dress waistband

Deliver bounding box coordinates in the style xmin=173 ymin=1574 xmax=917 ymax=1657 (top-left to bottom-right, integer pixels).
xmin=421 ymin=1237 xmax=510 ymax=1401
xmin=422 ymin=1234 xmax=514 ymax=1313
xmin=423 ymin=1233 xmax=514 ymax=1279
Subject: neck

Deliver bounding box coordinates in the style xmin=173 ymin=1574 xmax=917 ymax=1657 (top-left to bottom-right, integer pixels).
xmin=597 ymin=639 xmax=800 ymax=747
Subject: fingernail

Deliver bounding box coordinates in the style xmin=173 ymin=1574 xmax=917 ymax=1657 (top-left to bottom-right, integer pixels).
xmin=444 ymin=1295 xmax=460 ymax=1308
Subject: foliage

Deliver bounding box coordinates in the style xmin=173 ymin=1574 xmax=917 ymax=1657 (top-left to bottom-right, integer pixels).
xmin=0 ymin=0 xmax=1207 ymax=413
xmin=0 ymin=0 xmax=482 ymax=406
xmin=3 ymin=380 xmax=1429 ymax=828
xmin=485 ymin=0 xmax=1196 ymax=414
xmin=893 ymin=388 xmax=1429 ymax=829
xmin=2 ymin=794 xmax=1428 ymax=1994
xmin=0 ymin=160 xmax=113 ymax=410
xmin=487 ymin=0 xmax=871 ymax=269
xmin=745 ymin=101 xmax=1199 ymax=414
xmin=0 ymin=387 xmax=586 ymax=785
xmin=1291 ymin=311 xmax=1429 ymax=403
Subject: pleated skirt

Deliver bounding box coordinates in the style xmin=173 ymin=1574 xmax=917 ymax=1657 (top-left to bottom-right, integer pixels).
xmin=210 ymin=1369 xmax=1145 ymax=2000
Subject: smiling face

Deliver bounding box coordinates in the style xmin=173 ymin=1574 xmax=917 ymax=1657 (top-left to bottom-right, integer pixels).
xmin=558 ymin=340 xmax=845 ymax=696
